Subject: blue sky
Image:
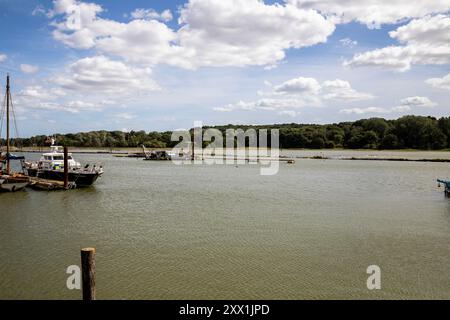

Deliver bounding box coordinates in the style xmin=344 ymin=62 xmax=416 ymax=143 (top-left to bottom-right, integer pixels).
xmin=0 ymin=0 xmax=449 ymax=137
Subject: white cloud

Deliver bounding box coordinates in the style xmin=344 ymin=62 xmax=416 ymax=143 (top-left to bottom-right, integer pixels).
xmin=390 ymin=105 xmax=411 ymax=113
xmin=345 ymin=15 xmax=450 ymax=71
xmin=131 ymin=9 xmax=173 ymax=22
xmin=398 ymin=96 xmax=437 ymax=108
xmin=19 ymin=86 xmax=65 ymax=100
xmin=322 ymin=79 xmax=374 ymax=101
xmin=20 ymin=64 xmax=39 ymax=74
xmin=426 ymin=73 xmax=450 ymax=90
xmin=0 ymin=54 xmax=7 ymax=62
xmin=289 ymin=0 xmax=450 ymax=29
xmin=213 ymin=106 xmax=234 ymax=112
xmin=217 ymin=76 xmax=374 ymax=113
xmin=53 ymin=55 xmax=159 ymax=94
xmin=339 ymin=107 xmax=388 ymax=115
xmin=273 ymin=77 xmax=321 ymax=95
xmin=16 ymin=83 xmax=113 ymax=113
xmin=339 ymin=38 xmax=357 ymax=48
xmin=339 ymin=96 xmax=437 ymax=115
xmin=16 ymin=56 xmax=159 ymax=114
xmin=176 ymin=0 xmax=335 ymax=68
xmin=48 ymin=0 xmax=335 ymax=69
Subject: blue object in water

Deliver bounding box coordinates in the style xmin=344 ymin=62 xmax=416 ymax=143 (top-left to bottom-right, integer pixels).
xmin=437 ymin=179 xmax=450 ymax=195
xmin=6 ymin=153 xmax=25 ymax=160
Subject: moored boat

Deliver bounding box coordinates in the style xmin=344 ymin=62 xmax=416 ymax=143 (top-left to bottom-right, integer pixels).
xmin=23 ymin=144 xmax=104 ymax=187
xmin=0 ymin=175 xmax=30 ymax=192
xmin=0 ymin=75 xmax=31 ymax=192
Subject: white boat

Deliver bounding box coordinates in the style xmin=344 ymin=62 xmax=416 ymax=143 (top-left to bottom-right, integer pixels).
xmin=25 ymin=145 xmax=82 ymax=171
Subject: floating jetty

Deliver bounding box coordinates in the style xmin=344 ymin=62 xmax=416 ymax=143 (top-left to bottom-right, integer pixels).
xmin=29 ymin=177 xmax=76 ymax=191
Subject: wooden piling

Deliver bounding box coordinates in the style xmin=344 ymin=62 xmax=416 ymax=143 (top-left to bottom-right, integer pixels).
xmin=64 ymin=147 xmax=69 ymax=190
xmin=81 ymin=247 xmax=96 ymax=301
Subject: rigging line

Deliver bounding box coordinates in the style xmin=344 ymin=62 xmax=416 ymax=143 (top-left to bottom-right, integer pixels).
xmin=0 ymin=91 xmax=6 ymax=143
xmin=10 ymin=93 xmax=21 ymax=141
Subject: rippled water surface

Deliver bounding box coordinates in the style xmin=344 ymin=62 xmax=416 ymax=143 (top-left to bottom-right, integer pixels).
xmin=1 ymin=151 xmax=449 ymax=299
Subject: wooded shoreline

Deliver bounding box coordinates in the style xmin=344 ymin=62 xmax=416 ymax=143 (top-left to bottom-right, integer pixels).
xmin=3 ymin=116 xmax=450 ymax=151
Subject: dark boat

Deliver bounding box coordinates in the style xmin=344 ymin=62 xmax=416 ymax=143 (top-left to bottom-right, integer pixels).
xmin=25 ymin=168 xmax=101 ymax=187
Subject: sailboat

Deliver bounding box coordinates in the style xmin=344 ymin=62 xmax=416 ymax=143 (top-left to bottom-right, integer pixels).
xmin=0 ymin=74 xmax=31 ymax=192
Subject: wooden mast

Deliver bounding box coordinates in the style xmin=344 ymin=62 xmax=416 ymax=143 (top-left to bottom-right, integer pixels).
xmin=6 ymin=74 xmax=10 ymax=175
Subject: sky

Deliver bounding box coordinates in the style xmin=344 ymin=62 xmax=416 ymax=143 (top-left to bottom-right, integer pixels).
xmin=0 ymin=0 xmax=449 ymax=137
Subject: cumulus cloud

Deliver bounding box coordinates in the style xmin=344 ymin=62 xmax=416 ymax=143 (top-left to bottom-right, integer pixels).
xmin=273 ymin=77 xmax=321 ymax=95
xmin=216 ymin=76 xmax=374 ymax=113
xmin=397 ymin=96 xmax=437 ymax=110
xmin=16 ymin=56 xmax=159 ymax=113
xmin=19 ymin=86 xmax=65 ymax=100
xmin=20 ymin=64 xmax=39 ymax=74
xmin=289 ymin=0 xmax=450 ymax=29
xmin=426 ymin=73 xmax=450 ymax=90
xmin=176 ymin=0 xmax=335 ymax=68
xmin=0 ymin=54 xmax=7 ymax=62
xmin=321 ymin=79 xmax=374 ymax=101
xmin=48 ymin=0 xmax=335 ymax=69
xmin=131 ymin=8 xmax=173 ymax=22
xmin=16 ymin=86 xmax=113 ymax=113
xmin=53 ymin=55 xmax=159 ymax=94
xmin=345 ymin=15 xmax=450 ymax=71
xmin=339 ymin=96 xmax=437 ymax=115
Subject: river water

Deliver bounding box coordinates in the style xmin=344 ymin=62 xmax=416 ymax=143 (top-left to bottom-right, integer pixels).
xmin=1 ymin=151 xmax=449 ymax=299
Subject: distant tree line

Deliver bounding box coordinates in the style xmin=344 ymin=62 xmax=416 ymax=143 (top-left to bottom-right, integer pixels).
xmin=4 ymin=116 xmax=450 ymax=150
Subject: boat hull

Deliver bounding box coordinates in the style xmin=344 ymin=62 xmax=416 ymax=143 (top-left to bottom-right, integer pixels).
xmin=26 ymin=169 xmax=101 ymax=187
xmin=0 ymin=182 xmax=29 ymax=192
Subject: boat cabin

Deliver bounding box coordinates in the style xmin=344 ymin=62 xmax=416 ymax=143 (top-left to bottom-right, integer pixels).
xmin=38 ymin=146 xmax=81 ymax=171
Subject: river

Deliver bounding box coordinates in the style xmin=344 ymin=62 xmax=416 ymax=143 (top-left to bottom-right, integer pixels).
xmin=1 ymin=151 xmax=449 ymax=299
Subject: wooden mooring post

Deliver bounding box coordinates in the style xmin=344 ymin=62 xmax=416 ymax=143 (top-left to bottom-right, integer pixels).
xmin=81 ymin=247 xmax=96 ymax=301
xmin=64 ymin=147 xmax=69 ymax=190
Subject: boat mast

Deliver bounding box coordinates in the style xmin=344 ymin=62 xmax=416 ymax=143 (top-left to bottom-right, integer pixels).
xmin=6 ymin=74 xmax=10 ymax=175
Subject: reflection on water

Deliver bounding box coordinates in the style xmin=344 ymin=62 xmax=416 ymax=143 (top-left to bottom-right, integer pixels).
xmin=1 ymin=151 xmax=450 ymax=299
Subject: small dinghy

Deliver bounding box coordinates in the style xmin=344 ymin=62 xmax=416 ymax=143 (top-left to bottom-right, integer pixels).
xmin=0 ymin=175 xmax=30 ymax=192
